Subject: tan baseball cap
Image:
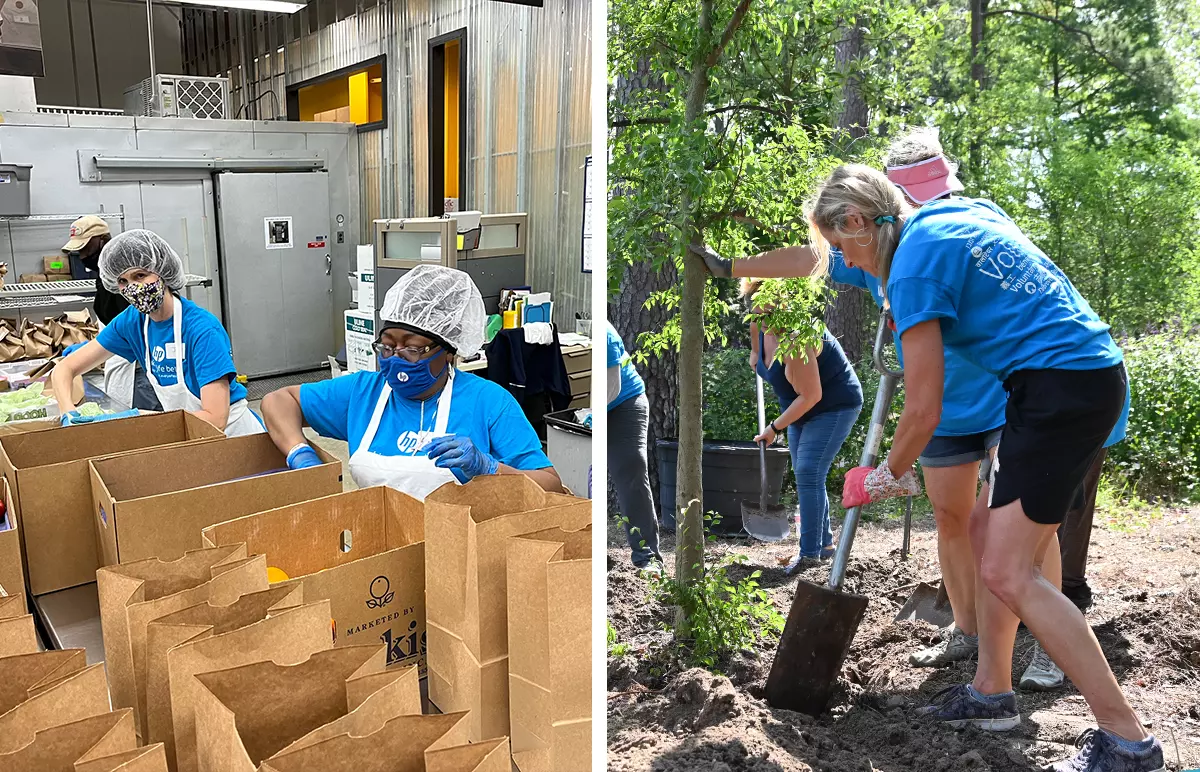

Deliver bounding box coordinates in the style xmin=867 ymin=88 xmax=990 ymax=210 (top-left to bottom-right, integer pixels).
xmin=62 ymin=215 xmax=110 ymax=252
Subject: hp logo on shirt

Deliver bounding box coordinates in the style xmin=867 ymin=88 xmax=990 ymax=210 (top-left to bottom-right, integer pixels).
xmin=152 ymin=346 xmax=166 ymax=362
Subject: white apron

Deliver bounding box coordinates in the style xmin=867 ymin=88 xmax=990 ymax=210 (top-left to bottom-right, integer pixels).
xmin=349 ymin=370 xmax=458 ymax=500
xmin=143 ymin=299 xmax=264 ymax=437
xmin=94 ymin=318 xmax=136 ymax=408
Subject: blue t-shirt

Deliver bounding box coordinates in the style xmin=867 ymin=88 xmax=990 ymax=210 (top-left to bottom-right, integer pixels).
xmin=298 ymin=369 xmax=552 ymax=469
xmin=831 ymin=249 xmax=1007 ymax=436
xmin=97 ymin=298 xmax=248 ymax=404
xmin=756 ymin=329 xmax=862 ymax=419
xmin=607 ymin=323 xmax=645 ymax=409
xmin=1105 ymin=364 xmax=1130 ymax=448
xmin=888 ymin=198 xmax=1123 ymax=380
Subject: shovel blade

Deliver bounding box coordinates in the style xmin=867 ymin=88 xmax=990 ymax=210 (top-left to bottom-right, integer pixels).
xmin=741 ymin=501 xmax=791 ymax=542
xmin=895 ymin=581 xmax=955 ymax=628
xmin=765 ymin=578 xmax=869 ymax=715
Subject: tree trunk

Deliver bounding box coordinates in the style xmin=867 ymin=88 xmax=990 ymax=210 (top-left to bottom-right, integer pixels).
xmin=968 ymin=0 xmax=989 ymax=173
xmin=674 ymin=0 xmax=718 ymax=638
xmin=829 ymin=17 xmax=871 ymax=363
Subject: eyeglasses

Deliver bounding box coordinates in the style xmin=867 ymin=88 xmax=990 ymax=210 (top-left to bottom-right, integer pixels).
xmin=372 ymin=341 xmax=439 ymax=361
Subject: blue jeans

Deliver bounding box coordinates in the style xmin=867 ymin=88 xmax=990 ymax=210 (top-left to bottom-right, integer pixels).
xmin=787 ymin=406 xmax=860 ymax=558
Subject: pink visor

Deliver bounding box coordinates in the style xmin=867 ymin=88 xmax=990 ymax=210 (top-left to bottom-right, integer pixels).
xmin=886 ymin=155 xmax=964 ymax=205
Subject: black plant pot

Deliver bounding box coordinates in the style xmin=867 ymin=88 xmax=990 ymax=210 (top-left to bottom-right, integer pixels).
xmin=656 ymin=439 xmax=791 ymax=536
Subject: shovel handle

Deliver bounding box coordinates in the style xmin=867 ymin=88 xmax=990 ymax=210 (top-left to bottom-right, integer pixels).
xmin=828 ymin=368 xmax=901 ymax=592
xmin=872 ymin=309 xmax=904 ymax=378
xmin=756 ymin=374 xmax=768 ymax=513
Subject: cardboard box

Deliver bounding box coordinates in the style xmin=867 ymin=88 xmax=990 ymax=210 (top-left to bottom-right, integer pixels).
xmin=89 ymin=432 xmax=343 ymax=569
xmin=255 ymin=711 xmax=509 ymax=772
xmin=0 ymin=477 xmax=26 ymax=611
xmin=95 ymin=546 xmax=265 ymax=735
xmin=18 ymin=274 xmax=47 ymax=284
xmin=192 ymin=645 xmax=420 ymax=772
xmin=43 ymin=255 xmax=72 ymax=275
xmin=0 ymin=649 xmax=111 ymax=753
xmin=47 ymin=274 xmax=76 ymax=282
xmin=201 ymin=486 xmax=425 ymax=671
xmin=507 ymin=526 xmax=592 ymax=772
xmin=0 ymin=411 xmax=225 ymax=595
xmin=423 ymin=477 xmax=592 ymax=741
xmin=0 ymin=708 xmax=169 ymax=772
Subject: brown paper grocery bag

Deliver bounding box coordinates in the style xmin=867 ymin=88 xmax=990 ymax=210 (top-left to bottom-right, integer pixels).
xmin=75 ymin=744 xmax=170 ymax=772
xmin=257 ymin=711 xmax=507 ymax=772
xmin=0 ymin=594 xmax=38 ymax=655
xmin=0 ymin=708 xmax=137 ymax=770
xmin=192 ymin=645 xmax=420 ymax=772
xmin=20 ymin=320 xmax=55 ymax=360
xmin=166 ymin=600 xmax=333 ymax=772
xmin=0 ymin=650 xmax=111 ymax=753
xmin=507 ymin=526 xmax=592 ymax=772
xmin=142 ymin=585 xmax=305 ymax=758
xmin=95 ymin=545 xmax=262 ymax=724
xmin=0 ymin=321 xmax=24 ymax=362
xmin=424 ymin=476 xmax=591 ymax=741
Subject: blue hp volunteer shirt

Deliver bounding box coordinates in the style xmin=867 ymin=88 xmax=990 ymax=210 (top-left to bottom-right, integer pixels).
xmin=607 ymin=322 xmax=645 ymax=409
xmin=97 ymin=299 xmax=247 ymax=404
xmin=887 ymin=198 xmax=1123 ymax=380
xmin=830 ymin=249 xmax=1006 ymax=437
xmin=299 ymin=369 xmax=551 ymax=468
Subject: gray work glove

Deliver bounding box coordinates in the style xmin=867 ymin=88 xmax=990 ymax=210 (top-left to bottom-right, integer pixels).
xmin=688 ymin=244 xmax=733 ymax=278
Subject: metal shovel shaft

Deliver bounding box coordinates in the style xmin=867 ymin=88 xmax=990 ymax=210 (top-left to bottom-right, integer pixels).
xmin=757 ymin=374 xmax=768 ymax=513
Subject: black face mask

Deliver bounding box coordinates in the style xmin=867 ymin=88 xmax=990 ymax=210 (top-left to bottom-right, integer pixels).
xmin=71 ymin=249 xmax=99 ymax=270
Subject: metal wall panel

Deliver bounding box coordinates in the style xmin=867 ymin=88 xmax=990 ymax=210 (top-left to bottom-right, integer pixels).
xmin=182 ymin=0 xmax=592 ymax=327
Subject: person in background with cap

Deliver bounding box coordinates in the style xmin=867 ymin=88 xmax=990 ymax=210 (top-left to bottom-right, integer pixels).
xmin=262 ymin=264 xmax=562 ymax=499
xmin=61 ymin=216 xmax=162 ymax=411
xmin=53 ymin=229 xmax=264 ymax=436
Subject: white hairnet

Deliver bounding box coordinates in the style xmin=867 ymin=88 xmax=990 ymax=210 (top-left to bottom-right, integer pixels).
xmin=380 ymin=265 xmax=486 ymax=358
xmin=99 ymin=229 xmax=185 ymax=293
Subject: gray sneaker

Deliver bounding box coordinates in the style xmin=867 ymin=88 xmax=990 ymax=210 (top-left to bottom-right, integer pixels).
xmin=1046 ymin=728 xmax=1165 ymax=772
xmin=1020 ymin=641 xmax=1065 ymax=691
xmin=910 ymin=626 xmax=979 ymax=667
xmin=916 ymin=684 xmax=1021 ymax=731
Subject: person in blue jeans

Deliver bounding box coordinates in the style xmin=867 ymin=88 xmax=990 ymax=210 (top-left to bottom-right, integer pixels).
xmin=743 ymin=279 xmax=863 ymax=572
xmin=607 ymin=322 xmax=663 ymax=574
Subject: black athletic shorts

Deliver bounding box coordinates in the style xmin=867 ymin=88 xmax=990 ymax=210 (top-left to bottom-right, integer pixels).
xmin=988 ymin=364 xmax=1126 ymax=525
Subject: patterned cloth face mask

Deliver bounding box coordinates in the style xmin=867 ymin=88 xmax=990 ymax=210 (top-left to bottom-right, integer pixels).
xmin=120 ymin=279 xmax=167 ymax=315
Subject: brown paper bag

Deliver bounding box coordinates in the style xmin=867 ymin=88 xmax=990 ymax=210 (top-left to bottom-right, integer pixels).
xmin=0 ymin=708 xmax=137 ymax=770
xmin=192 ymin=645 xmax=420 ymax=772
xmin=200 ymin=486 xmax=427 ymax=671
xmin=0 ymin=596 xmax=38 ymax=655
xmin=95 ymin=545 xmax=262 ymax=724
xmin=0 ymin=650 xmax=111 ymax=753
xmin=166 ymin=600 xmax=333 ymax=772
xmin=256 ymin=711 xmax=508 ymax=772
xmin=507 ymin=526 xmax=592 ymax=772
xmin=424 ymin=476 xmax=591 ymax=741
xmin=142 ymin=585 xmax=306 ymax=758
xmin=0 ymin=322 xmax=25 ymax=362
xmin=76 ymin=744 xmax=170 ymax=772
xmin=20 ymin=320 xmax=55 ymax=360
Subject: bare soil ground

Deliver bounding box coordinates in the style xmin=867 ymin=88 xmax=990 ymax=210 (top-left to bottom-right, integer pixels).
xmin=607 ymin=505 xmax=1200 ymax=771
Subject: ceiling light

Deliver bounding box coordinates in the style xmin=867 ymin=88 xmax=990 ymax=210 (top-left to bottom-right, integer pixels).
xmin=161 ymin=0 xmax=305 ymax=13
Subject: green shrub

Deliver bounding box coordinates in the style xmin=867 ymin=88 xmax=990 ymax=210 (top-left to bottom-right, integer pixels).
xmin=1105 ymin=331 xmax=1200 ymax=501
xmin=701 ymin=347 xmax=780 ymax=441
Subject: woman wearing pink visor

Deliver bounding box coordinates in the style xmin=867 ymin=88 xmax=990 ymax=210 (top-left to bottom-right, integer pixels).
xmin=691 ymin=129 xmax=1066 ymax=688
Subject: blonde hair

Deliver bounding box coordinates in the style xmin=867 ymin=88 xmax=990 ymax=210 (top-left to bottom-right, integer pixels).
xmin=740 ymin=277 xmax=763 ymax=298
xmin=806 ymin=164 xmax=911 ymax=295
xmin=885 ymin=127 xmax=957 ymax=172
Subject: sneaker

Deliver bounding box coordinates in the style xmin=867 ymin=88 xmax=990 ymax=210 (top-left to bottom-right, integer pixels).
xmin=916 ymin=684 xmax=1021 ymax=731
xmin=910 ymin=626 xmax=979 ymax=667
xmin=1062 ymin=583 xmax=1095 ymax=612
xmin=820 ymin=546 xmax=836 ymax=561
xmin=636 ymin=560 xmax=665 ymax=579
xmin=1046 ymin=728 xmax=1165 ymax=771
xmin=785 ymin=555 xmax=823 ymax=575
xmin=1020 ymin=641 xmax=1065 ymax=691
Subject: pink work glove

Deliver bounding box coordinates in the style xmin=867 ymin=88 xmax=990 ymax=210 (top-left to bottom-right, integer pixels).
xmin=842 ymin=461 xmax=922 ymax=508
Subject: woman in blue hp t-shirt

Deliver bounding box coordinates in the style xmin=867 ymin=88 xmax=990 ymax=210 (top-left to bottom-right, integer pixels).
xmin=741 ymin=279 xmax=862 ymax=572
xmin=806 ymin=164 xmax=1159 ymax=772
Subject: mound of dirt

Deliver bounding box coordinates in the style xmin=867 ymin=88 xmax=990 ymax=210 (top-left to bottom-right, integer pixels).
xmin=608 ymin=508 xmax=1200 ymax=771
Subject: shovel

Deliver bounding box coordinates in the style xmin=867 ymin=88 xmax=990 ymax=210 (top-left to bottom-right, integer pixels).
xmin=895 ymin=580 xmax=955 ymax=627
xmin=764 ymin=310 xmax=904 ymax=715
xmin=741 ymin=372 xmax=790 ymax=541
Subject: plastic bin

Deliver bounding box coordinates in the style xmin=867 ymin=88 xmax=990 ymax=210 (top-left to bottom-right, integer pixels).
xmin=0 ymin=164 xmax=32 ymax=216
xmin=545 ymin=408 xmax=591 ymax=498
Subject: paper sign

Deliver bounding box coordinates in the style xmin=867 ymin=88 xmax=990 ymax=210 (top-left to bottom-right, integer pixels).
xmin=264 ymin=217 xmax=293 ymax=250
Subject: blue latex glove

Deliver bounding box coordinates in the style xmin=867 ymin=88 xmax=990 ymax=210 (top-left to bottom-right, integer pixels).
xmin=60 ymin=411 xmax=81 ymax=427
xmin=62 ymin=341 xmax=87 ymax=357
xmin=61 ymin=408 xmax=140 ymax=426
xmin=286 ymin=444 xmax=323 ymax=470
xmin=421 ymin=435 xmax=500 ymax=484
